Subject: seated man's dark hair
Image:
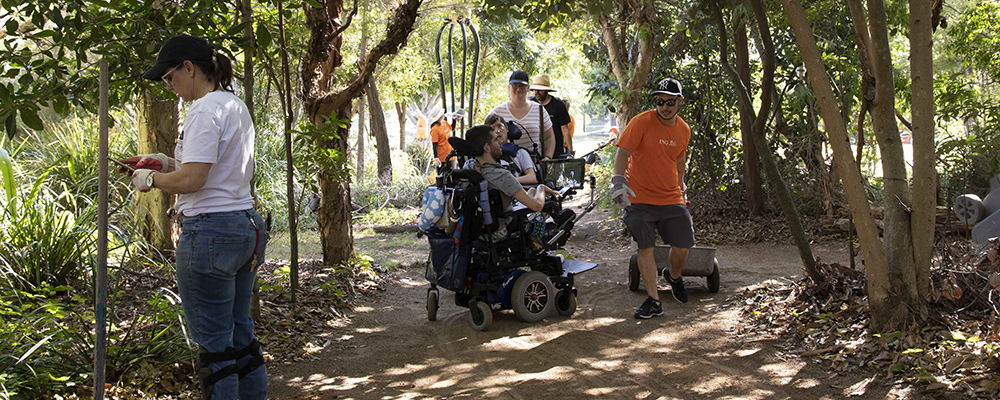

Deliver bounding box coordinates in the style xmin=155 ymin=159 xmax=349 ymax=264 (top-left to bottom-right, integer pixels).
xmin=465 ymin=124 xmax=494 ymax=149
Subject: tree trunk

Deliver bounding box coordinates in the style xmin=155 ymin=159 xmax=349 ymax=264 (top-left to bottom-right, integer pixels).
xmin=909 ymin=0 xmax=935 ymax=301
xmin=782 ymin=0 xmax=910 ymax=332
xmin=366 ymin=79 xmax=392 ymax=185
xmin=865 ymin=0 xmax=925 ymax=323
xmin=598 ymin=1 xmax=656 ymax=125
xmin=302 ymin=0 xmax=422 ymax=266
xmin=396 ymin=101 xmax=406 ymax=150
xmin=357 ymin=92 xmax=366 ymax=181
xmin=734 ymin=15 xmax=764 ymax=216
xmin=136 ymin=91 xmax=179 ymax=252
xmin=713 ymin=0 xmax=820 ymax=282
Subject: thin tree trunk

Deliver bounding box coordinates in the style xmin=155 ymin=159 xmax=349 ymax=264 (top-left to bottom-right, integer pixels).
xmin=366 ymin=79 xmax=392 ymax=185
xmin=734 ymin=15 xmax=764 ymax=216
xmin=396 ymin=101 xmax=406 ymax=150
xmin=357 ymin=92 xmax=366 ymax=180
xmin=713 ymin=0 xmax=820 ymax=282
xmin=782 ymin=0 xmax=901 ymax=331
xmin=866 ymin=0 xmax=924 ymax=323
xmin=278 ymin=0 xmax=299 ymax=303
xmin=909 ymin=0 xmax=935 ymax=301
xmin=136 ymin=91 xmax=178 ymax=252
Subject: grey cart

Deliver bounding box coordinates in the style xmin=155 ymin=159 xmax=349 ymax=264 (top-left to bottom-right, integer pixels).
xmin=628 ymin=245 xmax=720 ymax=293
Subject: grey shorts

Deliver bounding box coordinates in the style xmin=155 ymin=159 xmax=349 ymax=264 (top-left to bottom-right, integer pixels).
xmin=623 ymin=203 xmax=695 ymax=249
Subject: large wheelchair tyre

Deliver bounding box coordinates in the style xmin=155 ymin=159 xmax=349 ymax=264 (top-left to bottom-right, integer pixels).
xmin=628 ymin=254 xmax=641 ymax=292
xmin=512 ymin=271 xmax=556 ymax=323
xmin=708 ymin=259 xmax=720 ymax=293
xmin=469 ymin=300 xmax=492 ymax=331
xmin=427 ymin=288 xmax=439 ymax=322
xmin=555 ymin=289 xmax=577 ymax=316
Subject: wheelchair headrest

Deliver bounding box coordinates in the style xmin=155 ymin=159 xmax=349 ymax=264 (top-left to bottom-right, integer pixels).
xmin=506 ymin=121 xmax=523 ymax=141
xmin=448 ymin=136 xmax=484 ymax=157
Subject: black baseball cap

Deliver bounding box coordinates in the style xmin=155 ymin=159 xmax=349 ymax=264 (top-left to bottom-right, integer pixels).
xmin=508 ymin=70 xmax=529 ymax=85
xmin=651 ymin=78 xmax=683 ymax=97
xmin=142 ymin=34 xmax=214 ymax=81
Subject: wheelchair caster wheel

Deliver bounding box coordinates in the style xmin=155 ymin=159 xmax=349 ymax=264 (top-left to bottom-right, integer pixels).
xmin=628 ymin=254 xmax=641 ymax=292
xmin=555 ymin=289 xmax=577 ymax=316
xmin=469 ymin=300 xmax=492 ymax=331
xmin=427 ymin=288 xmax=439 ymax=321
xmin=512 ymin=271 xmax=555 ymax=322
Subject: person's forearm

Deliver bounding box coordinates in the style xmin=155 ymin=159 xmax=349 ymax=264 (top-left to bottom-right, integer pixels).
xmin=613 ymin=147 xmax=631 ymax=176
xmin=677 ymin=156 xmax=686 ymax=189
xmin=562 ymin=126 xmax=572 ymax=151
xmin=517 ymin=172 xmax=537 ymax=185
xmin=543 ymin=129 xmax=555 ymax=158
xmin=151 ymin=163 xmax=211 ymax=194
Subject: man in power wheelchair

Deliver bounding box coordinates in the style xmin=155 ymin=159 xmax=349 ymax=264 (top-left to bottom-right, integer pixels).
xmin=420 ymin=124 xmax=596 ymax=331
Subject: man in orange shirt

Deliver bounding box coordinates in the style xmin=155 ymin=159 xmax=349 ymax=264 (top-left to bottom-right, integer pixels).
xmin=611 ymin=77 xmax=693 ymax=318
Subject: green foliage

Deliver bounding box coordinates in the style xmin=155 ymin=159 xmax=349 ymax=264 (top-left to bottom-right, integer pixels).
xmin=947 ymin=2 xmax=1000 ymax=81
xmin=293 ymin=112 xmax=353 ymax=190
xmin=0 ymin=172 xmax=96 ymax=291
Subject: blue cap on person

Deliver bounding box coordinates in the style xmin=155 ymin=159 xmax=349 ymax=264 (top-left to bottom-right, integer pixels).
xmin=509 ymin=70 xmax=529 ymax=85
xmin=142 ymin=34 xmax=215 ymax=81
xmin=651 ymin=77 xmax=683 ymax=97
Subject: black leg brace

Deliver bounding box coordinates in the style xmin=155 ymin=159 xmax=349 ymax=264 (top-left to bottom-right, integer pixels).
xmin=197 ymin=346 xmax=240 ymax=400
xmin=236 ymin=339 xmax=265 ymax=379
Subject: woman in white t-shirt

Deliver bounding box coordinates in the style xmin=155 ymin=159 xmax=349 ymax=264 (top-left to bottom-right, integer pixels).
xmin=489 ymin=70 xmax=556 ymax=160
xmin=119 ymin=34 xmax=268 ymax=400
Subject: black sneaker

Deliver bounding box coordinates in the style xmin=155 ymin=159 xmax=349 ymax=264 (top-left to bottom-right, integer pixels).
xmin=664 ymin=272 xmax=689 ymax=303
xmin=634 ymin=296 xmax=663 ymax=319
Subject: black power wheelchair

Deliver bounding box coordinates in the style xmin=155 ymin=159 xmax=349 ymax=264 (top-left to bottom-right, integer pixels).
xmin=422 ymin=136 xmax=598 ymax=331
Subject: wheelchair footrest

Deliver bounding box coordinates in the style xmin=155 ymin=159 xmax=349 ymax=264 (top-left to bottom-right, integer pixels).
xmin=561 ymin=259 xmax=598 ymax=276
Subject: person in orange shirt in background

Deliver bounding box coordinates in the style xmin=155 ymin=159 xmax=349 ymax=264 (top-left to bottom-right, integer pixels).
xmin=415 ymin=113 xmax=429 ymax=140
xmin=428 ymin=107 xmax=454 ymax=165
xmin=611 ymin=77 xmax=693 ymax=319
xmin=564 ymin=99 xmax=575 ymax=154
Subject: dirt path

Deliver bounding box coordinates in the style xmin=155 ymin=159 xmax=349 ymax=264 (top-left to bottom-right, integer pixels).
xmin=267 ymin=208 xmax=916 ymax=399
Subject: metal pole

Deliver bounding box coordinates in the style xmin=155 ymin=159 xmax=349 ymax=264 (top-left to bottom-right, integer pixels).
xmin=94 ymin=59 xmax=109 ymax=400
xmin=447 ymin=23 xmax=456 ymax=131
xmin=458 ymin=18 xmax=467 ymax=134
xmin=467 ymin=20 xmax=480 ymax=127
xmin=435 ymin=20 xmax=449 ymax=114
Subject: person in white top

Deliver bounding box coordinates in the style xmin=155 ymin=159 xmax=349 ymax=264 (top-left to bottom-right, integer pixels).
xmin=117 ymin=34 xmax=268 ymax=400
xmin=489 ymin=70 xmax=556 ymax=160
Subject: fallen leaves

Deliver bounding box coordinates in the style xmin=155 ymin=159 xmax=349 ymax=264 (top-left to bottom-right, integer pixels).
xmin=730 ymin=238 xmax=1000 ymax=398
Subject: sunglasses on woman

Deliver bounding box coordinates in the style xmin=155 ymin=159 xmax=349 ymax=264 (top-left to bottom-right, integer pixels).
xmin=654 ymin=98 xmax=678 ymax=107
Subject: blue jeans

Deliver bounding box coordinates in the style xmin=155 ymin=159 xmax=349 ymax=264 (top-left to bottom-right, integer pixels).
xmin=176 ymin=209 xmax=269 ymax=399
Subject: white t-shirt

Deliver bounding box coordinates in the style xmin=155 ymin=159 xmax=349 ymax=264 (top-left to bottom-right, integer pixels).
xmin=490 ymin=102 xmax=552 ymax=156
xmin=173 ymin=91 xmax=256 ymax=216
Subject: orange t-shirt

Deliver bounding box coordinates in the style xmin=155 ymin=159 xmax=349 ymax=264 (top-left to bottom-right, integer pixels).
xmin=415 ymin=115 xmax=428 ymax=140
xmin=567 ymin=114 xmax=576 ymax=139
xmin=615 ymin=110 xmax=690 ymax=206
xmin=430 ymin=121 xmax=453 ymax=162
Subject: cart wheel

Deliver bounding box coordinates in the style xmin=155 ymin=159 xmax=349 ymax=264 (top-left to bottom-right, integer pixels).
xmin=512 ymin=271 xmax=555 ymax=322
xmin=427 ymin=289 xmax=439 ymax=322
xmin=628 ymin=254 xmax=641 ymax=292
xmin=555 ymin=289 xmax=577 ymax=316
xmin=469 ymin=300 xmax=492 ymax=331
xmin=708 ymin=259 xmax=720 ymax=293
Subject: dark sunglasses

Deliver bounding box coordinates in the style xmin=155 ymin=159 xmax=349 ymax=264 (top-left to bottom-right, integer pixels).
xmin=654 ymin=98 xmax=678 ymax=107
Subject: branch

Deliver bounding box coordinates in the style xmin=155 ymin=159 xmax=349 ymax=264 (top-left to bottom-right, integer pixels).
xmin=333 ymin=0 xmax=360 ymax=37
xmin=895 ymin=109 xmax=913 ymax=131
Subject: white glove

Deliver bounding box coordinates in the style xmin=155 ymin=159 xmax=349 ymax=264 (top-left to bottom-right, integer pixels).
xmin=131 ymin=153 xmax=176 ymax=172
xmin=610 ymin=174 xmax=635 ymax=208
xmin=131 ymin=169 xmax=156 ymax=193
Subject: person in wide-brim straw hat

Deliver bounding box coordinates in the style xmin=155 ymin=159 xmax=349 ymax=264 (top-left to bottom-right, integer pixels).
xmin=529 ymin=74 xmax=557 ymax=92
xmin=528 ymin=74 xmax=572 ymax=158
